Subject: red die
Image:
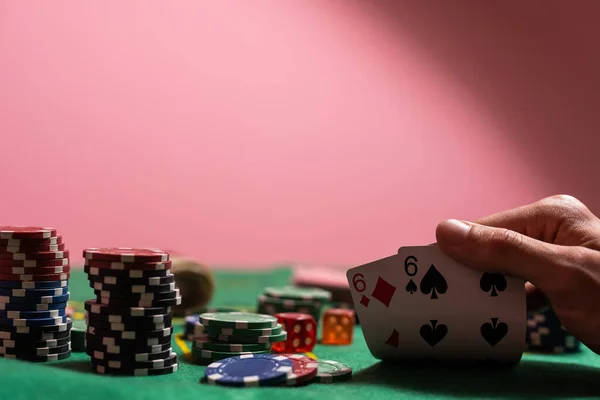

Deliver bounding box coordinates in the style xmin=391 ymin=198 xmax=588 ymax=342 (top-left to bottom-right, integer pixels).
xmin=272 ymin=312 xmax=317 ymax=353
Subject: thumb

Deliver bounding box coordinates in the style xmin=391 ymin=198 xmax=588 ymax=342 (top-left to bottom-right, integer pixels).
xmin=435 ymin=219 xmax=578 ymax=290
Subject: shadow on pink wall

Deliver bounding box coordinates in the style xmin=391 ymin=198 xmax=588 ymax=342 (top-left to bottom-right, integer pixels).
xmin=368 ymin=0 xmax=600 ymax=207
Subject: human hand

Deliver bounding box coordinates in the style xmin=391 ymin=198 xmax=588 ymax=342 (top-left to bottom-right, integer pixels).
xmin=435 ymin=195 xmax=600 ymax=355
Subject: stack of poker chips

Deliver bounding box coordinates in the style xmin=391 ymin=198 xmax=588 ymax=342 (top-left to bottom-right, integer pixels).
xmin=83 ymin=247 xmax=180 ymax=376
xmin=189 ymin=311 xmax=287 ymax=365
xmin=0 ymin=226 xmax=72 ymax=362
xmin=525 ymin=307 xmax=580 ymax=353
xmin=257 ymin=286 xmax=331 ymax=325
xmin=184 ymin=307 xmax=237 ymax=340
xmin=202 ymin=353 xmax=352 ymax=387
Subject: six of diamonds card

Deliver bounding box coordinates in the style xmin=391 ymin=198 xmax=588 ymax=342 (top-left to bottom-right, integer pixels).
xmin=346 ymin=244 xmax=526 ymax=363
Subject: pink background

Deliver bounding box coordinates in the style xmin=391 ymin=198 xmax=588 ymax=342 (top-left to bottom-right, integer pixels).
xmin=1 ymin=0 xmax=599 ymax=267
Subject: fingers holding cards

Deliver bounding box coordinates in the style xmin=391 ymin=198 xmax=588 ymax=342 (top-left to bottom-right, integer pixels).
xmin=347 ymin=245 xmax=526 ymax=364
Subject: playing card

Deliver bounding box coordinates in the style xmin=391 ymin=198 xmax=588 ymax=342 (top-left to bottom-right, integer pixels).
xmin=346 ymin=254 xmax=405 ymax=360
xmin=347 ymin=244 xmax=526 ymax=364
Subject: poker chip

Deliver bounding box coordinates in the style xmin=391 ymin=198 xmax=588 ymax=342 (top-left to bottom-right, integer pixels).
xmin=90 ymin=281 xmax=176 ymax=294
xmin=204 ymin=323 xmax=284 ymax=337
xmin=0 ymin=236 xmax=63 ymax=247
xmin=315 ymin=360 xmax=352 ymax=383
xmin=2 ymin=349 xmax=71 ymax=362
xmin=0 ymin=226 xmax=57 ymax=240
xmin=0 ymin=266 xmax=70 ymax=276
xmin=83 ymin=248 xmax=178 ymax=376
xmin=89 ymin=348 xmax=173 ymax=362
xmin=0 ymin=257 xmax=70 ymax=267
xmin=0 ymin=273 xmax=70 ymax=282
xmin=208 ymin=330 xmax=287 ymax=344
xmin=0 ymin=247 xmax=67 ymax=257
xmin=0 ymin=318 xmax=72 ymax=336
xmin=0 ymin=301 xmax=68 ymax=312
xmin=205 ymin=354 xmax=294 ymax=387
xmin=191 ymin=347 xmax=270 ymax=363
xmin=92 ymin=351 xmax=178 ymax=369
xmin=0 ymin=315 xmax=68 ymax=327
xmin=85 ymin=259 xmax=172 ymax=271
xmin=0 ymin=335 xmax=70 ymax=349
xmin=83 ymin=248 xmax=169 ymax=263
xmin=184 ymin=315 xmax=205 ymax=340
xmin=0 ymin=342 xmax=71 ymax=356
xmin=0 ymin=309 xmax=66 ymax=319
xmin=0 ymin=287 xmax=67 ymax=298
xmin=84 ymin=266 xmax=173 ymax=279
xmin=280 ymin=354 xmax=318 ymax=386
xmin=192 ymin=336 xmax=271 ymax=352
xmin=93 ymin=363 xmax=179 ymax=376
xmin=0 ymin=293 xmax=70 ymax=304
xmin=264 ymin=286 xmax=332 ymax=301
xmin=0 ymin=280 xmax=68 ymax=289
xmin=526 ymin=308 xmax=580 ymax=353
xmin=199 ymin=311 xmax=278 ymax=329
xmin=84 ymin=300 xmax=171 ymax=317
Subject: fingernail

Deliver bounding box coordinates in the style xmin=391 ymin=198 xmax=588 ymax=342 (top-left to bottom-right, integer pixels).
xmin=438 ymin=219 xmax=471 ymax=245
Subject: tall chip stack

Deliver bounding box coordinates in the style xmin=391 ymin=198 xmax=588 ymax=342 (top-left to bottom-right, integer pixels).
xmin=0 ymin=226 xmax=72 ymax=362
xmin=257 ymin=286 xmax=331 ymax=325
xmin=82 ymin=247 xmax=180 ymax=376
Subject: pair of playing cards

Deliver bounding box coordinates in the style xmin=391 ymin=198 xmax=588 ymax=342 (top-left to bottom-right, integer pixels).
xmin=346 ymin=244 xmax=526 ymax=364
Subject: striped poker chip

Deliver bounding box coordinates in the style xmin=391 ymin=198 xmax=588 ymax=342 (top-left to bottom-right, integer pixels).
xmin=0 ymin=236 xmax=63 ymax=247
xmin=281 ymin=354 xmax=318 ymax=386
xmin=199 ymin=312 xmax=278 ymax=330
xmin=0 ymin=280 xmax=68 ymax=289
xmin=0 ymin=293 xmax=70 ymax=305
xmin=0 ymin=257 xmax=69 ymax=267
xmin=192 ymin=336 xmax=271 ymax=352
xmin=84 ymin=260 xmax=172 ymax=271
xmin=84 ymin=300 xmax=171 ymax=317
xmin=83 ymin=248 xmax=169 ymax=263
xmin=205 ymin=354 xmax=294 ymax=387
xmin=93 ymin=362 xmax=178 ymax=376
xmin=0 ymin=272 xmax=70 ymax=282
xmin=0 ymin=301 xmax=68 ymax=312
xmin=0 ymin=227 xmax=57 ymax=240
xmin=0 ymin=245 xmax=67 ymax=255
xmin=315 ymin=360 xmax=352 ymax=383
xmin=84 ymin=266 xmax=172 ymax=279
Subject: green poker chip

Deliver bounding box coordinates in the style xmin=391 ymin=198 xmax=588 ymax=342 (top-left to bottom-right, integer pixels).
xmin=264 ymin=286 xmax=332 ymax=301
xmin=191 ymin=347 xmax=270 ymax=361
xmin=207 ymin=330 xmax=287 ymax=344
xmin=193 ymin=337 xmax=271 ymax=352
xmin=204 ymin=323 xmax=283 ymax=337
xmin=199 ymin=312 xmax=278 ymax=329
xmin=258 ymin=294 xmax=320 ymax=308
xmin=316 ymin=360 xmax=352 ymax=383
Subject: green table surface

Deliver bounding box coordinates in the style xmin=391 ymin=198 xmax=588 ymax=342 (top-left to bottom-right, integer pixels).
xmin=1 ymin=267 xmax=600 ymax=400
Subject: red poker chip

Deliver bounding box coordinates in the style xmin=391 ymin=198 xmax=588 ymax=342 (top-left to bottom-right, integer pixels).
xmin=0 ymin=226 xmax=57 ymax=240
xmin=0 ymin=257 xmax=69 ymax=267
xmin=0 ymin=265 xmax=71 ymax=275
xmin=0 ymin=243 xmax=66 ymax=254
xmin=280 ymin=354 xmax=318 ymax=386
xmin=84 ymin=259 xmax=171 ymax=271
xmin=0 ymin=235 xmax=63 ymax=247
xmin=0 ymin=250 xmax=69 ymax=261
xmin=83 ymin=248 xmax=169 ymax=263
xmin=0 ymin=272 xmax=70 ymax=281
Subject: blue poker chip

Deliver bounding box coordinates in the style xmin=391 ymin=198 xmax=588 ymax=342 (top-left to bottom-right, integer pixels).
xmin=0 ymin=301 xmax=68 ymax=311
xmin=184 ymin=315 xmax=204 ymax=340
xmin=0 ymin=309 xmax=66 ymax=319
xmin=0 ymin=287 xmax=68 ymax=297
xmin=0 ymin=315 xmax=68 ymax=327
xmin=526 ymin=308 xmax=580 ymax=353
xmin=205 ymin=354 xmax=294 ymax=387
xmin=0 ymin=293 xmax=70 ymax=305
xmin=0 ymin=280 xmax=68 ymax=289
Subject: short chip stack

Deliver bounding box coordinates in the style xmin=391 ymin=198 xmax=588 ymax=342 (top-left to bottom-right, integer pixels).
xmin=0 ymin=226 xmax=72 ymax=362
xmin=190 ymin=311 xmax=287 ymax=365
xmin=257 ymin=286 xmax=331 ymax=325
xmin=83 ymin=247 xmax=180 ymax=376
xmin=526 ymin=307 xmax=580 ymax=353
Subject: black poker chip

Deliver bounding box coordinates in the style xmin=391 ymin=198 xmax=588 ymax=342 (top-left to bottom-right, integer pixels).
xmin=85 ymin=312 xmax=172 ymax=325
xmin=90 ymin=281 xmax=176 ymax=294
xmin=86 ymin=273 xmax=176 ymax=287
xmin=88 ymin=348 xmax=173 ymax=363
xmin=0 ymin=342 xmax=71 ymax=356
xmin=1 ymin=349 xmax=71 ymax=362
xmin=0 ymin=336 xmax=70 ymax=348
xmin=92 ymin=362 xmax=179 ymax=376
xmin=94 ymin=288 xmax=179 ymax=301
xmin=85 ymin=331 xmax=171 ymax=346
xmin=96 ymin=295 xmax=182 ymax=308
xmin=87 ymin=326 xmax=172 ymax=340
xmin=84 ymin=300 xmax=172 ymax=317
xmin=92 ymin=351 xmax=178 ymax=369
xmin=0 ymin=318 xmax=72 ymax=334
xmin=0 ymin=328 xmax=70 ymax=342
xmin=84 ymin=266 xmax=173 ymax=279
xmin=85 ymin=337 xmax=172 ymax=355
xmin=86 ymin=317 xmax=172 ymax=332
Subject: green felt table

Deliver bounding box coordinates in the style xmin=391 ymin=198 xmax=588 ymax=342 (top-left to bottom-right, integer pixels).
xmin=1 ymin=267 xmax=600 ymax=400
